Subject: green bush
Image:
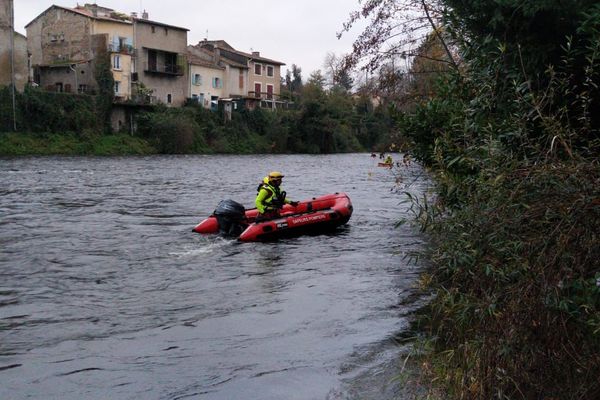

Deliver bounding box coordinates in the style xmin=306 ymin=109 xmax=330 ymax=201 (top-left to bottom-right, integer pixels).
xmin=0 ymin=86 xmax=101 ymax=134
xmin=136 ymin=108 xmax=199 ymax=154
xmin=397 ymin=6 xmax=600 ymax=398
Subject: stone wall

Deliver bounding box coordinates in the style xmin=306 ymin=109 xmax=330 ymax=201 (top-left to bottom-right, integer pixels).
xmin=0 ymin=1 xmax=28 ymax=91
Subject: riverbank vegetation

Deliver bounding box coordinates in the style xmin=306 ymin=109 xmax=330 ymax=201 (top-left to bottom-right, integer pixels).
xmin=0 ymin=71 xmax=394 ymax=156
xmin=343 ymin=1 xmax=599 ymax=398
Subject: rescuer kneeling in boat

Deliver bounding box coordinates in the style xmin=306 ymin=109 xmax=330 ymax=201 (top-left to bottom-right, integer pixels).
xmin=255 ymin=171 xmax=299 ymax=221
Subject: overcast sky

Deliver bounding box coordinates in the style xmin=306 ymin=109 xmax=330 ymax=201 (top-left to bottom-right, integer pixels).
xmin=13 ymin=0 xmax=369 ymax=78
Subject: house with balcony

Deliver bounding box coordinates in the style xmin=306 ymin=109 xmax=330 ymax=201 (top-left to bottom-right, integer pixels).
xmin=133 ymin=16 xmax=188 ymax=106
xmin=25 ymin=4 xmax=190 ymax=131
xmin=25 ymin=4 xmax=135 ymax=97
xmin=26 ymin=3 xmax=188 ymax=107
xmin=247 ymin=51 xmax=284 ymax=107
xmin=194 ymin=40 xmax=285 ymax=109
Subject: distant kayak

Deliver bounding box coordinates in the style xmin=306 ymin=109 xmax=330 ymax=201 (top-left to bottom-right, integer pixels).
xmin=193 ymin=193 xmax=353 ymax=242
xmin=377 ymin=162 xmax=393 ymax=168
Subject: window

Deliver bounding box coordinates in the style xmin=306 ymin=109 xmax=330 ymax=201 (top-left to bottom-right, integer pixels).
xmin=267 ymin=65 xmax=274 ymax=77
xmin=254 ymin=63 xmax=262 ymax=75
xmin=114 ymin=81 xmax=120 ymax=94
xmin=164 ymin=27 xmax=168 ymax=35
xmin=78 ymin=84 xmax=88 ymax=94
xmin=148 ymin=49 xmax=157 ymax=71
xmin=254 ymin=83 xmax=262 ymax=97
xmin=267 ymin=84 xmax=274 ymax=100
xmin=239 ymin=70 xmax=244 ymax=89
xmin=167 ymin=94 xmax=172 ymax=104
xmin=113 ymin=55 xmax=121 ymax=70
xmin=212 ymin=77 xmax=222 ymax=88
xmin=165 ymin=52 xmax=177 ymax=74
xmin=193 ymin=73 xmax=202 ymax=85
xmin=151 ymin=26 xmax=156 ymax=33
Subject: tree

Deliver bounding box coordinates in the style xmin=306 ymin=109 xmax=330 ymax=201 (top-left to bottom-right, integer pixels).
xmin=408 ymin=30 xmax=454 ymax=102
xmin=94 ymin=46 xmax=115 ymax=133
xmin=338 ymin=0 xmax=457 ymax=73
xmin=306 ymin=70 xmax=326 ymax=90
xmin=323 ymin=52 xmax=339 ymax=88
xmin=335 ymin=68 xmax=354 ymax=92
xmin=323 ymin=52 xmax=354 ymax=91
xmin=291 ymin=64 xmax=303 ymax=93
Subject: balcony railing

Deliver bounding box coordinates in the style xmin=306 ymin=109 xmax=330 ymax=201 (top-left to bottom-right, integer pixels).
xmin=143 ymin=62 xmax=183 ymax=76
xmin=108 ymin=43 xmax=136 ymax=56
xmin=248 ymin=91 xmax=278 ymax=100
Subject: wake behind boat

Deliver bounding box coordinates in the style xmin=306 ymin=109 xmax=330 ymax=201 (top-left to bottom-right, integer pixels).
xmin=193 ymin=193 xmax=353 ymax=242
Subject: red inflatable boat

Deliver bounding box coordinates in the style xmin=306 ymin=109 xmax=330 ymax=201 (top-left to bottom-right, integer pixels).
xmin=193 ymin=193 xmax=353 ymax=242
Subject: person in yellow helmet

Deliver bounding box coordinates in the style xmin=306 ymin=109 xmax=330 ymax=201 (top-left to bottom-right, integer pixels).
xmin=255 ymin=171 xmax=298 ymax=221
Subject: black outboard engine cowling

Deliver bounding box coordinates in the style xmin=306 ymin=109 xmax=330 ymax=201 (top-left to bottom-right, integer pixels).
xmin=213 ymin=199 xmax=246 ymax=236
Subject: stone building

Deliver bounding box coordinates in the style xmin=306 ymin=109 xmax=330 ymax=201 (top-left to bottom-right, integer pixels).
xmin=26 ymin=3 xmax=188 ymax=106
xmin=0 ymin=0 xmax=28 ymax=91
xmin=26 ymin=4 xmax=133 ymax=96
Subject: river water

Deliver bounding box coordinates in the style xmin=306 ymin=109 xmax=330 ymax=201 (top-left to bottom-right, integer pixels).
xmin=0 ymin=154 xmax=430 ymax=400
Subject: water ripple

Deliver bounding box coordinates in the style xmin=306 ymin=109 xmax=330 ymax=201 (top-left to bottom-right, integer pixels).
xmin=0 ymin=154 xmax=431 ymax=399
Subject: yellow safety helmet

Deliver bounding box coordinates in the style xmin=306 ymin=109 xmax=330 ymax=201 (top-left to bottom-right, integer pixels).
xmin=268 ymin=171 xmax=284 ymax=180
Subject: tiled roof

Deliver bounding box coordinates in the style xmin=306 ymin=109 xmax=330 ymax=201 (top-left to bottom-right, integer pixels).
xmin=187 ymin=48 xmax=224 ymax=70
xmin=25 ymin=4 xmax=189 ymax=31
xmin=234 ymin=49 xmax=285 ymax=66
xmin=133 ymin=17 xmax=189 ymax=32
xmin=25 ymin=5 xmax=131 ymax=28
xmin=197 ymin=40 xmax=285 ymax=66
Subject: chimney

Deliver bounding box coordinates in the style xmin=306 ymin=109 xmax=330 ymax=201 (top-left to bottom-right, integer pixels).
xmin=252 ymin=51 xmax=260 ymax=57
xmin=131 ymin=12 xmax=138 ymax=18
xmin=142 ymin=10 xmax=149 ymax=20
xmin=84 ymin=3 xmax=98 ymax=16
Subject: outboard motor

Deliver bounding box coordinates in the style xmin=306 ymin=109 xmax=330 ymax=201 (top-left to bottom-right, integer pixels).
xmin=213 ymin=199 xmax=246 ymax=236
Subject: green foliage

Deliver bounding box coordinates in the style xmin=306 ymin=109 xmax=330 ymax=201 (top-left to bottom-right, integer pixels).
xmin=389 ymin=2 xmax=600 ymax=398
xmin=94 ymin=47 xmax=115 ymax=133
xmin=0 ymin=86 xmax=100 ymax=134
xmin=134 ymin=87 xmax=390 ymax=154
xmin=136 ymin=107 xmax=203 ymax=154
xmin=0 ymin=132 xmax=154 ymax=155
xmin=0 ymin=85 xmax=20 ymax=131
xmin=2 ymin=68 xmax=393 ymax=155
xmin=417 ymin=160 xmax=600 ymax=400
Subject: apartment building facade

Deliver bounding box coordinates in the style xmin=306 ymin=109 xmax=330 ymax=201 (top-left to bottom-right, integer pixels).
xmin=195 ymin=40 xmax=285 ymax=108
xmin=187 ymin=46 xmax=226 ymax=109
xmin=26 ymin=4 xmax=133 ymax=96
xmin=134 ymin=18 xmax=188 ymax=106
xmin=25 ymin=3 xmax=285 ymax=114
xmin=247 ymin=51 xmax=283 ymax=104
xmin=26 ymin=3 xmax=188 ymax=106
